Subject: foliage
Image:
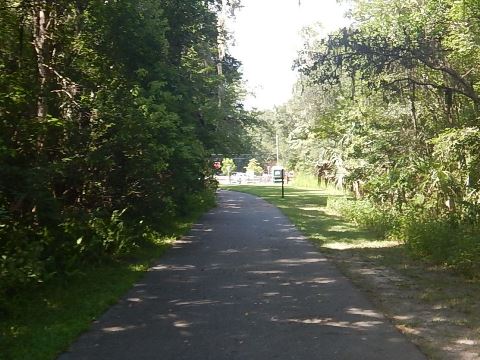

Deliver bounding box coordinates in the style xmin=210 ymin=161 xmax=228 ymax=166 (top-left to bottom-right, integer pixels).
xmin=0 ymin=0 xmax=252 ymax=295
xmin=328 ymin=198 xmax=398 ymax=238
xmin=292 ymin=173 xmax=323 ymax=189
xmin=245 ymin=158 xmax=263 ymax=175
xmin=1 ymin=195 xmax=212 ymax=360
xmin=243 ymin=0 xmax=480 ymax=275
xmin=221 ymin=157 xmax=236 ymax=176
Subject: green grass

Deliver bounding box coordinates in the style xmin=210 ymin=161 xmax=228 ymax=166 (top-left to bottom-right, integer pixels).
xmin=0 ymin=211 xmax=208 ymax=360
xmin=290 ymin=172 xmax=324 ymax=189
xmin=222 ymin=184 xmax=391 ymax=250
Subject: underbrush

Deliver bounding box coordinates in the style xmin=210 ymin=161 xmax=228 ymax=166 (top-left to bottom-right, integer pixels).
xmin=329 ymin=198 xmax=480 ymax=277
xmin=291 ymin=173 xmax=323 ymax=189
xmin=397 ymin=216 xmax=480 ymax=277
xmin=328 ymin=197 xmax=398 ymax=238
xmin=0 ymin=189 xmax=215 ymax=360
xmin=291 ymin=172 xmax=345 ymax=195
xmin=0 ymin=189 xmax=215 ymax=296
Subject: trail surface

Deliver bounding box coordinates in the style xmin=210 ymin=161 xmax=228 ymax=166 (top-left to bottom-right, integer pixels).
xmin=59 ymin=190 xmax=425 ymax=360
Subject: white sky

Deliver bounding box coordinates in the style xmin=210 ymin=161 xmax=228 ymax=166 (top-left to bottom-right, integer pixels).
xmin=228 ymin=0 xmax=351 ymax=110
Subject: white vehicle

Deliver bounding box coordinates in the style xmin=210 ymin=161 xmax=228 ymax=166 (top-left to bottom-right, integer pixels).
xmin=231 ymin=172 xmax=247 ymax=184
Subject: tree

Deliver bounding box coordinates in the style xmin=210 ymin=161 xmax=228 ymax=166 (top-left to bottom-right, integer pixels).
xmin=221 ymin=157 xmax=236 ymax=178
xmin=245 ymin=158 xmax=263 ymax=175
xmin=270 ymin=0 xmax=480 ymax=273
xmin=0 ymin=0 xmax=256 ymax=292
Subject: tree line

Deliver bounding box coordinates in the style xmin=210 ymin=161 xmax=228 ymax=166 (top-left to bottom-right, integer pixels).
xmin=255 ymin=0 xmax=480 ymax=275
xmin=0 ymin=0 xmax=253 ymax=293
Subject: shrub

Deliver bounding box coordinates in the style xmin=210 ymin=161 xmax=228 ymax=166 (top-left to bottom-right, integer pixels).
xmin=329 ymin=197 xmax=397 ymax=238
xmin=332 ymin=196 xmax=480 ymax=276
xmin=398 ymin=215 xmax=480 ymax=276
xmin=0 ymin=225 xmax=45 ymax=293
xmin=292 ymin=173 xmax=322 ymax=188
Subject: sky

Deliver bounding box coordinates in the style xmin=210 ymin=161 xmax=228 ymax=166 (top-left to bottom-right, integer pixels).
xmin=228 ymin=0 xmax=351 ymax=110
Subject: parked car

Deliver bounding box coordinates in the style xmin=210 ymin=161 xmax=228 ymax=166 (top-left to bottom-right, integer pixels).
xmin=231 ymin=172 xmax=247 ymax=184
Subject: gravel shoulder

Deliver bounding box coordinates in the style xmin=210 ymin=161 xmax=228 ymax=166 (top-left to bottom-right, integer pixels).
xmin=322 ymin=244 xmax=480 ymax=360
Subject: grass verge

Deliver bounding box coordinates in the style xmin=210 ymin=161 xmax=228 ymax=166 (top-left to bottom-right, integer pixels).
xmin=223 ymin=184 xmax=480 ymax=359
xmin=222 ymin=184 xmax=382 ymax=249
xmin=1 ymin=208 xmax=210 ymax=360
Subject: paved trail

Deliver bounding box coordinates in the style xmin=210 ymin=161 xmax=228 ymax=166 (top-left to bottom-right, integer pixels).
xmin=59 ymin=190 xmax=426 ymax=360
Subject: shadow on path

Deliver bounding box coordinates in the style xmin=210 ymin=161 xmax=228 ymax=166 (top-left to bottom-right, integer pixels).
xmin=59 ymin=191 xmax=425 ymax=360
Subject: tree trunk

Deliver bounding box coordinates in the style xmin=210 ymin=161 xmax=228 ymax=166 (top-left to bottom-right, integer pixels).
xmin=216 ymin=0 xmax=228 ymax=108
xmin=32 ymin=0 xmax=53 ymax=120
xmin=410 ymin=81 xmax=418 ymax=135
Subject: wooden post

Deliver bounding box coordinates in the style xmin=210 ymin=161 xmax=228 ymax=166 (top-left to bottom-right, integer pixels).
xmin=281 ymin=169 xmax=285 ymax=199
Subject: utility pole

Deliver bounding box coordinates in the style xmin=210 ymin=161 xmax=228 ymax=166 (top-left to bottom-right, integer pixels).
xmin=276 ymin=132 xmax=280 ymax=165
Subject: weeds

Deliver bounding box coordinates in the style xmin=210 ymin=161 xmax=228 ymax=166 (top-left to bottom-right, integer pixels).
xmin=328 ymin=196 xmax=480 ymax=277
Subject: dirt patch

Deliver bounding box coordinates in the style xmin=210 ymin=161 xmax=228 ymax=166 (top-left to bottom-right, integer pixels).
xmin=322 ymin=247 xmax=480 ymax=360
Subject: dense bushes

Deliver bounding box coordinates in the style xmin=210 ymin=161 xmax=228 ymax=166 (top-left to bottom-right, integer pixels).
xmin=399 ymin=218 xmax=480 ymax=274
xmin=0 ymin=0 xmax=247 ymax=296
xmin=329 ymin=198 xmax=397 ymax=238
xmin=330 ymin=197 xmax=480 ymax=276
xmin=251 ymin=0 xmax=480 ymax=277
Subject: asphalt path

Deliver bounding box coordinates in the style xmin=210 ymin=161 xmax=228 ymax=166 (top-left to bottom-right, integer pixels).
xmin=59 ymin=190 xmax=426 ymax=360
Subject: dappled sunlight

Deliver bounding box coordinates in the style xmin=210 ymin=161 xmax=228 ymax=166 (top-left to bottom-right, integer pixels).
xmin=154 ymin=313 xmax=178 ymax=320
xmin=191 ymin=227 xmax=214 ymax=232
xmin=256 ymin=248 xmax=277 ymax=252
xmin=346 ymin=308 xmax=384 ymax=319
xmin=324 ymin=240 xmax=401 ymax=250
xmin=271 ymin=316 xmax=384 ymax=330
xmin=219 ymin=197 xmax=245 ymax=214
xmin=173 ymin=320 xmax=192 ymax=328
xmin=170 ymin=299 xmax=222 ymax=307
xmin=295 ymin=277 xmax=336 ymax=285
xmin=295 ymin=213 xmax=319 ymax=219
xmin=431 ymin=316 xmax=448 ymax=322
xmin=150 ymin=264 xmax=168 ymax=270
xmin=102 ymin=325 xmax=141 ymax=333
xmin=393 ymin=315 xmax=415 ymax=321
xmin=285 ymin=236 xmax=304 ymax=240
xmin=273 ymin=258 xmax=326 ymax=265
xmin=219 ymin=249 xmax=241 ymax=254
xmin=278 ymin=277 xmax=336 ymax=286
xmin=278 ymin=228 xmax=296 ymax=233
xmin=126 ymin=297 xmax=142 ymax=303
xmin=328 ymin=224 xmax=354 ymax=232
xmin=170 ymin=236 xmax=195 ymax=248
xmin=151 ymin=264 xmax=196 ymax=271
xmin=247 ymin=270 xmax=286 ymax=275
xmin=298 ymin=206 xmax=325 ymax=212
xmin=395 ymin=324 xmax=422 ymax=336
xmin=223 ymin=204 xmax=242 ymax=209
xmin=62 ymin=189 xmax=430 ymax=359
xmin=456 ymin=339 xmax=477 ymax=346
xmin=221 ymin=284 xmax=250 ymax=289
